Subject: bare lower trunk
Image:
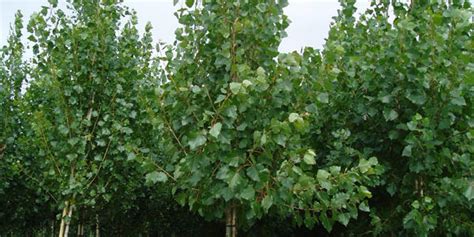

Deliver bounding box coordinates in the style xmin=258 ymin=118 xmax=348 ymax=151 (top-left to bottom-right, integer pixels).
xmin=51 ymin=219 xmax=55 ymax=237
xmin=77 ymin=223 xmax=84 ymax=237
xmin=225 ymin=206 xmax=237 ymax=237
xmin=64 ymin=203 xmax=73 ymax=237
xmin=58 ymin=202 xmax=69 ymax=237
xmin=60 ymin=166 xmax=77 ymax=237
xmin=95 ymin=215 xmax=100 ymax=237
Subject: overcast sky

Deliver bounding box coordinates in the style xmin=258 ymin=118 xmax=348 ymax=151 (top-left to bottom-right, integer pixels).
xmin=0 ymin=0 xmax=372 ymax=52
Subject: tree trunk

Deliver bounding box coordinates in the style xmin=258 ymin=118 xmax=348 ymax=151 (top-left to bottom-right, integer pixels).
xmin=51 ymin=219 xmax=55 ymax=237
xmin=76 ymin=209 xmax=84 ymax=237
xmin=77 ymin=223 xmax=84 ymax=237
xmin=225 ymin=205 xmax=237 ymax=237
xmin=95 ymin=215 xmax=100 ymax=237
xmin=58 ymin=201 xmax=69 ymax=237
xmin=64 ymin=203 xmax=73 ymax=237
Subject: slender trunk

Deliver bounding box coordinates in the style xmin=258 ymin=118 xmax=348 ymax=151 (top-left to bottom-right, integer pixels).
xmin=77 ymin=223 xmax=84 ymax=237
xmin=51 ymin=219 xmax=55 ymax=237
xmin=232 ymin=207 xmax=237 ymax=237
xmin=60 ymin=166 xmax=76 ymax=237
xmin=419 ymin=177 xmax=424 ymax=197
xmin=58 ymin=202 xmax=69 ymax=237
xmin=95 ymin=215 xmax=100 ymax=237
xmin=77 ymin=210 xmax=84 ymax=237
xmin=225 ymin=205 xmax=237 ymax=237
xmin=64 ymin=203 xmax=73 ymax=237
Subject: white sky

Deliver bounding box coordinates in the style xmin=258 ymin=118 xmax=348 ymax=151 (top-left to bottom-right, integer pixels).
xmin=0 ymin=0 xmax=372 ymax=52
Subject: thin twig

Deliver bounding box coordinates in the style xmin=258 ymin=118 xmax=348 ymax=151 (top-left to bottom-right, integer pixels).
xmin=85 ymin=138 xmax=112 ymax=189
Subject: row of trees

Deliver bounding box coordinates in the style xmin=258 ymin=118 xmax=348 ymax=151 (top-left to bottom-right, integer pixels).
xmin=1 ymin=0 xmax=472 ymax=236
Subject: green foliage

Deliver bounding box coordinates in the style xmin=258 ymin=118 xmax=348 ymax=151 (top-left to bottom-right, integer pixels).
xmin=320 ymin=0 xmax=473 ymax=235
xmin=153 ymin=0 xmax=381 ymax=231
xmin=0 ymin=0 xmax=472 ymax=236
xmin=5 ymin=0 xmax=158 ymax=232
xmin=0 ymin=10 xmax=26 ymax=188
xmin=0 ymin=11 xmax=47 ymax=234
xmin=28 ymin=0 xmax=118 ymax=203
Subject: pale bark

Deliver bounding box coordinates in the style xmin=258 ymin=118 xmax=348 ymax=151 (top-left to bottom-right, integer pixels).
xmin=95 ymin=215 xmax=100 ymax=237
xmin=77 ymin=223 xmax=84 ymax=237
xmin=58 ymin=202 xmax=69 ymax=237
xmin=225 ymin=206 xmax=237 ymax=237
xmin=64 ymin=203 xmax=73 ymax=237
xmin=51 ymin=219 xmax=55 ymax=237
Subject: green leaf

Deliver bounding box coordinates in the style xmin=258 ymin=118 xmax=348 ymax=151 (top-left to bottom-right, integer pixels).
xmin=242 ymin=80 xmax=252 ymax=87
xmin=282 ymin=53 xmax=298 ymax=66
xmin=185 ymin=0 xmax=194 ymax=8
xmin=260 ymin=133 xmax=267 ymax=145
xmin=329 ymin=166 xmax=341 ymax=174
xmin=191 ymin=85 xmax=201 ymax=94
xmin=359 ymin=201 xmax=370 ymax=212
xmin=246 ymin=167 xmax=260 ymax=182
xmin=379 ymin=95 xmax=392 ymax=103
xmin=230 ymin=82 xmax=242 ymax=94
xmin=337 ymin=213 xmax=350 ymax=226
xmin=317 ymin=169 xmax=330 ymax=181
xmin=216 ymin=166 xmax=229 ymax=180
xmin=278 ymin=0 xmax=289 ymax=7
xmin=224 ymin=105 xmax=238 ymax=118
xmin=230 ymin=172 xmax=242 ymax=189
xmin=188 ymin=134 xmax=206 ymax=150
xmin=256 ymin=3 xmax=266 ymax=13
xmin=317 ymin=93 xmax=329 ymax=104
xmin=66 ymin=154 xmax=77 ymax=161
xmin=209 ymin=122 xmax=222 ymax=138
xmin=68 ymin=138 xmax=79 ymax=146
xmin=320 ymin=212 xmax=333 ymax=232
xmin=27 ymin=35 xmax=36 ymax=42
xmin=127 ymin=152 xmax=136 ymax=161
xmin=406 ymin=93 xmax=426 ymax=105
xmin=451 ymin=95 xmax=466 ymax=106
xmin=464 ymin=183 xmax=474 ymax=201
xmin=358 ymin=157 xmax=378 ymax=173
xmin=402 ymin=145 xmax=412 ymax=157
xmin=274 ymin=134 xmax=286 ymax=147
xmin=241 ymin=186 xmax=255 ymax=200
xmin=48 ymin=0 xmax=58 ymax=7
xmin=146 ymin=171 xmax=168 ymax=184
xmin=289 ymin=113 xmax=300 ymax=123
xmin=386 ymin=183 xmax=397 ymax=196
xmin=261 ymin=195 xmax=273 ymax=211
xmin=383 ymin=109 xmax=399 ymax=121
xmin=407 ymin=121 xmax=418 ymax=131
xmin=303 ymin=149 xmax=316 ymax=165
xmin=256 ymin=67 xmax=265 ymax=76
xmin=214 ymin=94 xmax=226 ymax=104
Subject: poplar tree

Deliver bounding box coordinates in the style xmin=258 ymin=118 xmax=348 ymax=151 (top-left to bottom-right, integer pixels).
xmin=152 ymin=1 xmax=382 ymax=235
xmin=22 ymin=0 xmax=155 ymax=235
xmin=320 ymin=0 xmax=473 ymax=235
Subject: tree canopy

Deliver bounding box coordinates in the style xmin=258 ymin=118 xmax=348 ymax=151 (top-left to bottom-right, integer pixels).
xmin=0 ymin=0 xmax=472 ymax=236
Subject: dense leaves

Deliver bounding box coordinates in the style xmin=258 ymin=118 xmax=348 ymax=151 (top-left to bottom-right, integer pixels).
xmin=153 ymin=0 xmax=381 ymax=231
xmin=0 ymin=0 xmax=472 ymax=236
xmin=320 ymin=0 xmax=473 ymax=235
xmin=2 ymin=0 xmax=164 ymax=235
